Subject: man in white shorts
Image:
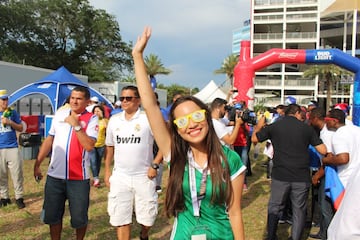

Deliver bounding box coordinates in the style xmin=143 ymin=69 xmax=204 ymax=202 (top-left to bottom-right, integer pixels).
xmin=104 ymin=86 xmax=160 ymax=240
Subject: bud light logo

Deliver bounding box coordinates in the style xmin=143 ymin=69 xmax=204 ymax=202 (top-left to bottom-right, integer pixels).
xmin=315 ymin=51 xmax=332 ymax=61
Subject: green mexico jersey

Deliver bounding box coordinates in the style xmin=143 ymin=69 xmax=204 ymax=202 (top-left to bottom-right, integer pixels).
xmin=170 ymin=146 xmax=246 ymax=240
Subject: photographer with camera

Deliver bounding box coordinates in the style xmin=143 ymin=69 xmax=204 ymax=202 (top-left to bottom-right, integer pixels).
xmin=210 ymin=98 xmax=243 ymax=148
xmin=232 ymin=101 xmax=253 ymax=191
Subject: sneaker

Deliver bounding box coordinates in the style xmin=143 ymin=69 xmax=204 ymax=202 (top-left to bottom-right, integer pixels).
xmin=0 ymin=198 xmax=11 ymax=207
xmin=309 ymin=232 xmax=322 ymax=239
xmin=16 ymin=198 xmax=25 ymax=209
xmin=156 ymin=186 xmax=162 ymax=193
xmin=312 ymin=221 xmax=320 ymax=227
xmin=93 ymin=179 xmax=100 ymax=187
xmin=278 ymin=217 xmax=292 ymax=225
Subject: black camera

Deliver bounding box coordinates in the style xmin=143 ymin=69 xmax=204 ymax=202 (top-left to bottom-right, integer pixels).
xmin=225 ymin=105 xmax=257 ymax=125
xmin=239 ymin=109 xmax=257 ymax=125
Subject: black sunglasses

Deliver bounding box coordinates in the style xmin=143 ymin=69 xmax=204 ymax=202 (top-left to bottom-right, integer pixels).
xmin=119 ymin=96 xmax=139 ymax=102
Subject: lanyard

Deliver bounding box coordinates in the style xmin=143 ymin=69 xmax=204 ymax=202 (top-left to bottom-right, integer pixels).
xmin=188 ymin=150 xmax=208 ymax=217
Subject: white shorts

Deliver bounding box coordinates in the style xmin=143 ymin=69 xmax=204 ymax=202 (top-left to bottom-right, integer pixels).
xmin=107 ymin=172 xmax=158 ymax=227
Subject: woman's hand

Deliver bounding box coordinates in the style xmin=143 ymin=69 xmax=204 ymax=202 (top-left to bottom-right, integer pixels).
xmin=132 ymin=26 xmax=152 ymax=56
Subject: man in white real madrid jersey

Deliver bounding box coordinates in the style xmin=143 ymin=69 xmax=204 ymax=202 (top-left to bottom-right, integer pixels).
xmin=104 ymin=85 xmax=159 ymax=240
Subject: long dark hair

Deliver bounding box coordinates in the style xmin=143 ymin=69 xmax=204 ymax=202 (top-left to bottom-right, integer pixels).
xmin=165 ymin=96 xmax=232 ymax=217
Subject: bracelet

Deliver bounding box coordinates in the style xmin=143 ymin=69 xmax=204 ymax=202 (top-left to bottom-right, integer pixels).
xmin=151 ymin=163 xmax=160 ymax=170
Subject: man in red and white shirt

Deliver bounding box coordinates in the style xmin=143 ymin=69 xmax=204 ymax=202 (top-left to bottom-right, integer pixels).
xmin=34 ymin=86 xmax=98 ymax=240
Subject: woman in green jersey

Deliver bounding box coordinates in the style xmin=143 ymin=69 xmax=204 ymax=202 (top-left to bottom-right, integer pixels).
xmin=132 ymin=26 xmax=246 ymax=240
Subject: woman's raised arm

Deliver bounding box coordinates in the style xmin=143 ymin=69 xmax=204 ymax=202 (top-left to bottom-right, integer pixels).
xmin=132 ymin=26 xmax=171 ymax=157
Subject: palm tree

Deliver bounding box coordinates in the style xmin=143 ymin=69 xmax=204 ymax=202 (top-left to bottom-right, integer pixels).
xmin=144 ymin=54 xmax=172 ymax=89
xmin=303 ymin=64 xmax=353 ymax=110
xmin=214 ymin=54 xmax=239 ymax=89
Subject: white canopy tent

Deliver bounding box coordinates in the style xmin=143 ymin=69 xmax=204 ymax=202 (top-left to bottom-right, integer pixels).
xmin=194 ymin=80 xmax=227 ymax=103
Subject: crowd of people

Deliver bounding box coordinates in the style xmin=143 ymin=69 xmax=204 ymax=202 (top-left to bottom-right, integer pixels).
xmin=1 ymin=26 xmax=360 ymax=240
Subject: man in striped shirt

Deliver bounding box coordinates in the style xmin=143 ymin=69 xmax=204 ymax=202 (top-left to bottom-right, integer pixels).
xmin=34 ymin=86 xmax=98 ymax=240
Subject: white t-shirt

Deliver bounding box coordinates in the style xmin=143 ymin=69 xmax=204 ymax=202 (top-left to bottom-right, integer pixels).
xmin=331 ymin=124 xmax=360 ymax=188
xmin=327 ymin=161 xmax=360 ymax=239
xmin=212 ymin=118 xmax=230 ymax=146
xmin=106 ymin=109 xmax=154 ymax=176
xmin=345 ymin=118 xmax=353 ymax=126
xmin=320 ymin=124 xmax=334 ymax=154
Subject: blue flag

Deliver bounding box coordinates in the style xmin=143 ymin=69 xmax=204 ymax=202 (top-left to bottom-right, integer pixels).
xmin=325 ymin=165 xmax=345 ymax=210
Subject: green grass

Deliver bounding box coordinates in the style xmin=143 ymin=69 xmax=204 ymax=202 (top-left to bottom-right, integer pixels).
xmin=0 ymin=145 xmax=319 ymax=239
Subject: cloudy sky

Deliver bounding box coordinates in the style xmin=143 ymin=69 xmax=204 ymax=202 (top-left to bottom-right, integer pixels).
xmin=88 ymin=0 xmax=251 ymax=89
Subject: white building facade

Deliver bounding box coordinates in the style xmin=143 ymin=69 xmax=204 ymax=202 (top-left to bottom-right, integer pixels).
xmin=234 ymin=0 xmax=359 ymax=107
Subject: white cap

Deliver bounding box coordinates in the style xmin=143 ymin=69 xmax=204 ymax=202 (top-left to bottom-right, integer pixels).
xmin=90 ymin=96 xmax=99 ymax=103
xmin=115 ymin=100 xmax=121 ymax=107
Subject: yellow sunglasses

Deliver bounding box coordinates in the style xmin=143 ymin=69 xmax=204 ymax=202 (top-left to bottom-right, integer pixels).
xmin=173 ymin=109 xmax=206 ymax=129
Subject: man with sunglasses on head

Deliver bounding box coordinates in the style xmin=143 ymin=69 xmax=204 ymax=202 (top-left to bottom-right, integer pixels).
xmin=323 ymin=109 xmax=360 ymax=189
xmin=322 ymin=108 xmax=360 ymax=239
xmin=104 ymin=85 xmax=158 ymax=240
xmin=0 ymin=89 xmax=25 ymax=209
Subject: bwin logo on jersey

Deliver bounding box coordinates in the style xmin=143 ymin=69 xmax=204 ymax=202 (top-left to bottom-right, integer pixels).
xmin=116 ymin=134 xmax=141 ymax=144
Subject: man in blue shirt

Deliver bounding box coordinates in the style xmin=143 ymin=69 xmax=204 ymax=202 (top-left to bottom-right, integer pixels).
xmin=0 ymin=89 xmax=25 ymax=208
xmin=163 ymin=92 xmax=182 ymax=121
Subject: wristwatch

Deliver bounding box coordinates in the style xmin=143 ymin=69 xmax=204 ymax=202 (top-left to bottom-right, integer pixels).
xmin=151 ymin=163 xmax=160 ymax=170
xmin=74 ymin=125 xmax=82 ymax=132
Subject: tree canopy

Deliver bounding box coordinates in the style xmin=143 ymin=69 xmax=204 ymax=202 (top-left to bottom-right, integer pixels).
xmin=144 ymin=54 xmax=172 ymax=78
xmin=303 ymin=64 xmax=353 ymax=110
xmin=0 ymin=0 xmax=133 ymax=82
